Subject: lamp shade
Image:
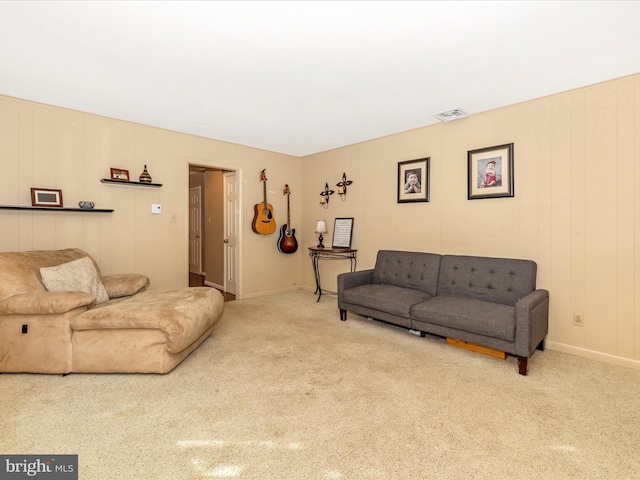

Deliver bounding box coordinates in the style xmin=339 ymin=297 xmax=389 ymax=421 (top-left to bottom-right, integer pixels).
xmin=314 ymin=220 xmax=327 ymax=234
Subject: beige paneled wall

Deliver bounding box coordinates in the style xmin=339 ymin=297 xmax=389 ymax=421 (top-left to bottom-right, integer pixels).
xmin=0 ymin=95 xmax=301 ymax=298
xmin=301 ymin=73 xmax=640 ymax=369
xmin=2 ymin=73 xmax=639 ymax=368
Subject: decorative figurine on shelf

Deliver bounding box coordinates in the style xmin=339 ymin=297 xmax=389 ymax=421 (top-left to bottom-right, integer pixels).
xmin=139 ymin=165 xmax=152 ymax=183
xmin=78 ymin=201 xmax=95 ymax=209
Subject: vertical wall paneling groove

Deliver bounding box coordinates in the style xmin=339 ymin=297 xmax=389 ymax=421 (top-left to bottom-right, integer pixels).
xmin=550 ymin=94 xmax=572 ymax=344
xmin=570 ymin=90 xmax=587 ymax=348
xmin=616 ymin=79 xmax=636 ymax=358
xmin=635 ymin=77 xmax=640 ymax=360
xmin=585 ymin=84 xmax=618 ymax=355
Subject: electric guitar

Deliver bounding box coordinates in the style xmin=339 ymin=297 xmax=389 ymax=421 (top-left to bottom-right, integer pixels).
xmin=251 ymin=169 xmax=277 ymax=235
xmin=277 ymin=184 xmax=298 ymax=254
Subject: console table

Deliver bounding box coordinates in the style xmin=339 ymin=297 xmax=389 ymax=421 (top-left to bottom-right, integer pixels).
xmin=308 ymin=247 xmax=357 ymax=302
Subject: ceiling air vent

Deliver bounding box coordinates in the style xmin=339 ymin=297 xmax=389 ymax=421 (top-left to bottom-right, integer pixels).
xmin=433 ymin=107 xmax=469 ymax=122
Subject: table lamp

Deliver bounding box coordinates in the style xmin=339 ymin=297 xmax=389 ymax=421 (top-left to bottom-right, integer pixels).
xmin=315 ymin=220 xmax=327 ymax=248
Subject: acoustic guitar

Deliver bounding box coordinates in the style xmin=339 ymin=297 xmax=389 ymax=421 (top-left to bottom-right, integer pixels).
xmin=277 ymin=184 xmax=298 ymax=254
xmin=251 ymin=169 xmax=277 ymax=235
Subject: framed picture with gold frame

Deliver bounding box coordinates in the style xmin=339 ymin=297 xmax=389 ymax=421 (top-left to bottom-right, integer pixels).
xmin=110 ymin=168 xmax=130 ymax=181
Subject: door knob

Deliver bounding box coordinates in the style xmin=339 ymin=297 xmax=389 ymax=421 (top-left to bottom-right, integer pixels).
xmin=223 ymin=239 xmax=229 ymax=244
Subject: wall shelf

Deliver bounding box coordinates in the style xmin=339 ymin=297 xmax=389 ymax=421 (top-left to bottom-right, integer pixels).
xmin=0 ymin=205 xmax=114 ymax=213
xmin=100 ymin=178 xmax=162 ymax=187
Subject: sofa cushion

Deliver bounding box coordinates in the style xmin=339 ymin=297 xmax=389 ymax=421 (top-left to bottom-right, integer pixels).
xmin=437 ymin=255 xmax=536 ymax=306
xmin=40 ymin=256 xmax=109 ymax=304
xmin=372 ymin=250 xmax=441 ymax=295
xmin=0 ymin=291 xmax=95 ymax=315
xmin=0 ymin=248 xmax=98 ymax=302
xmin=72 ymin=287 xmax=224 ymax=354
xmin=411 ymin=295 xmax=516 ymax=341
xmin=101 ymin=273 xmax=150 ymax=299
xmin=342 ymin=284 xmax=433 ymax=318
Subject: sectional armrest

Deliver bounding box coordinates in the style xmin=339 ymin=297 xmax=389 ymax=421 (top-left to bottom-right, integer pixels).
xmin=101 ymin=274 xmax=150 ymax=299
xmin=0 ymin=291 xmax=96 ymax=315
xmin=337 ymin=269 xmax=375 ymax=293
xmin=514 ymin=289 xmax=550 ymax=356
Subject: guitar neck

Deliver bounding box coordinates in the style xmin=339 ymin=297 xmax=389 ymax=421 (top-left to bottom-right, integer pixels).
xmin=263 ymin=181 xmax=268 ymax=207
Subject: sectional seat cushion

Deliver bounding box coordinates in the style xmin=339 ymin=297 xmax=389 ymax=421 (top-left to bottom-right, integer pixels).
xmin=72 ymin=287 xmax=224 ymax=354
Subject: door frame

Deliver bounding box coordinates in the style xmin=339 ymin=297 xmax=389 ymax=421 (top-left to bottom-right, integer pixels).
xmin=185 ymin=159 xmax=243 ymax=300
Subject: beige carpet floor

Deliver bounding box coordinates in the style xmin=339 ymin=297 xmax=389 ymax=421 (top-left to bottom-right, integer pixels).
xmin=2 ymin=290 xmax=639 ymax=479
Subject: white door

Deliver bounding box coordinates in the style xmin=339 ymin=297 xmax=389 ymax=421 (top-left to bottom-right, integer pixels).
xmin=223 ymin=172 xmax=238 ymax=295
xmin=189 ymin=186 xmax=203 ymax=275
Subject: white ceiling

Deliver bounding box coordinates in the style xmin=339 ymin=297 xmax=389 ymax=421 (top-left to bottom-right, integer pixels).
xmin=1 ymin=1 xmax=640 ymax=157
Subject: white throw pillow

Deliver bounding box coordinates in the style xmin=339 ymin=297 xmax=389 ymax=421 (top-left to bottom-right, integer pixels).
xmin=40 ymin=256 xmax=109 ymax=304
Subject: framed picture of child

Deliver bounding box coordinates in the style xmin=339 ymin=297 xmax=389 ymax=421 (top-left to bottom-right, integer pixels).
xmin=467 ymin=143 xmax=514 ymax=200
xmin=397 ymin=157 xmax=430 ymax=203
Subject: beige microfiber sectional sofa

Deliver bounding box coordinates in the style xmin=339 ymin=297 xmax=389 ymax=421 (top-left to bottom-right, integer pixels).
xmin=0 ymin=248 xmax=224 ymax=374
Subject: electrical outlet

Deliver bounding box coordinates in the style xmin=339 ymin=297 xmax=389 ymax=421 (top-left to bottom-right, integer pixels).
xmin=573 ymin=313 xmax=585 ymax=327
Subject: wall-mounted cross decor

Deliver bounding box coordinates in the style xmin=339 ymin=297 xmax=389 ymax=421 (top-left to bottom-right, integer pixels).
xmin=319 ymin=182 xmax=335 ymax=208
xmin=336 ymin=172 xmax=353 ymax=200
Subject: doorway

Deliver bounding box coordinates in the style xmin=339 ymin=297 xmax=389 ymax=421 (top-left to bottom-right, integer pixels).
xmin=188 ymin=163 xmax=241 ymax=300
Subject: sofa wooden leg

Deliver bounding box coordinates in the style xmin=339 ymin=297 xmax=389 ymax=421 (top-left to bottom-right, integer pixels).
xmin=536 ymin=339 xmax=545 ymax=351
xmin=517 ymin=356 xmax=528 ymax=376
xmin=340 ymin=309 xmax=347 ymax=321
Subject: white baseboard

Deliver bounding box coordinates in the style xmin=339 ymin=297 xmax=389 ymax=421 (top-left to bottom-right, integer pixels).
xmin=546 ymin=341 xmax=640 ymax=371
xmin=242 ymin=285 xmax=300 ymax=299
xmin=203 ymin=280 xmax=223 ymax=290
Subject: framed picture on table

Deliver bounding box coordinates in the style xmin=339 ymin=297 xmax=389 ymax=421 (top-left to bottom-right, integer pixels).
xmin=332 ymin=217 xmax=354 ymax=248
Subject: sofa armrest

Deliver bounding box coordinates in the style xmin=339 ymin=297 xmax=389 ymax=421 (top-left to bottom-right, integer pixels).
xmin=0 ymin=291 xmax=96 ymax=315
xmin=338 ymin=269 xmax=374 ymax=293
xmin=514 ymin=289 xmax=549 ymax=357
xmin=337 ymin=269 xmax=374 ymax=312
xmin=101 ymin=274 xmax=150 ymax=299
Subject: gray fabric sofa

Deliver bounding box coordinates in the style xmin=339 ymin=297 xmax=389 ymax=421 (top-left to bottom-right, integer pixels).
xmin=337 ymin=250 xmax=549 ymax=375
